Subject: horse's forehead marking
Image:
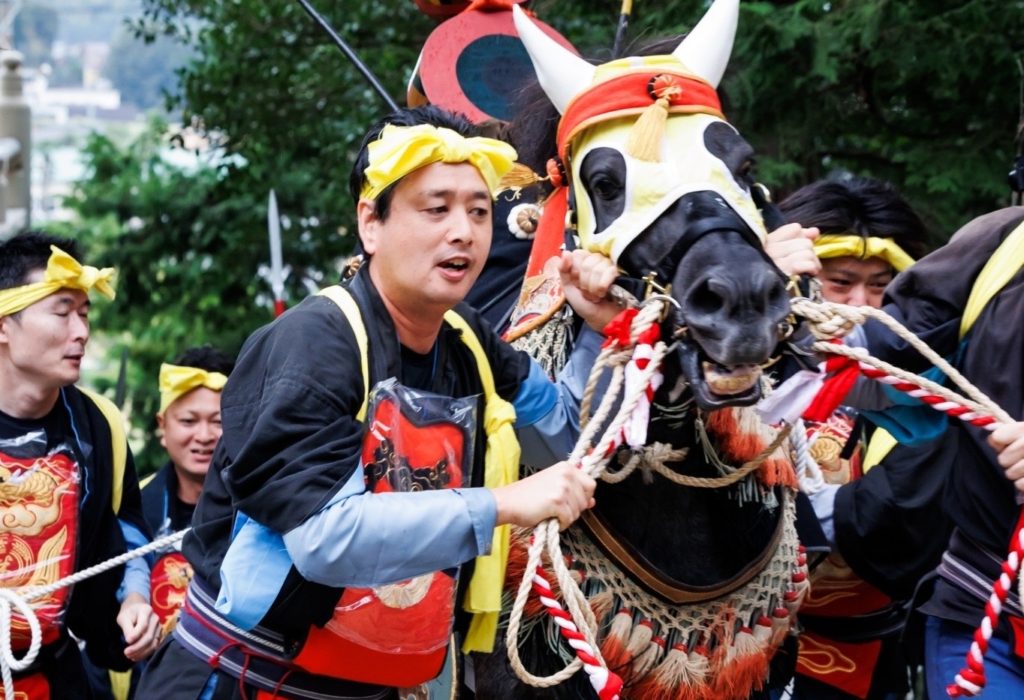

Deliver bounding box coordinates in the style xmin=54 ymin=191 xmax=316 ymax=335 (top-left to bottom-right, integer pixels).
xmin=569 ymin=113 xmax=765 ymax=260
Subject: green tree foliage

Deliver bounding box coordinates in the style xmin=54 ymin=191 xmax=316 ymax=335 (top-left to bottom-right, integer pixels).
xmin=62 ymin=0 xmax=1024 ymax=471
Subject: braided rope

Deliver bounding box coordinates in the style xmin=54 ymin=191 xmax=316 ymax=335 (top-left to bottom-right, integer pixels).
xmin=0 ymin=529 xmax=187 ymax=699
xmin=789 ymin=419 xmax=826 ymax=494
xmin=790 ymin=298 xmax=1012 ymax=423
xmin=604 ymin=428 xmax=790 ymax=489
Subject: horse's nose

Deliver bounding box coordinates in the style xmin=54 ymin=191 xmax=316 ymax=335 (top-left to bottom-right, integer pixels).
xmin=682 ymin=265 xmax=789 ymax=362
xmin=685 ymin=266 xmax=786 ymax=319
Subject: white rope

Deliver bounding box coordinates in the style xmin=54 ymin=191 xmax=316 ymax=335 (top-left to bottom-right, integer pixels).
xmin=0 ymin=528 xmax=188 ymax=699
xmin=508 ymin=300 xmax=670 ymax=688
xmin=788 ymin=419 xmax=826 ymax=494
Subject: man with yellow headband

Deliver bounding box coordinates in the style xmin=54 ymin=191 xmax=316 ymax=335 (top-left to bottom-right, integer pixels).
xmin=0 ymin=231 xmax=160 ymax=697
xmin=767 ymin=177 xmax=941 ymax=700
xmin=143 ymin=348 xmax=234 ymax=636
xmin=136 ymin=106 xmax=622 ymax=700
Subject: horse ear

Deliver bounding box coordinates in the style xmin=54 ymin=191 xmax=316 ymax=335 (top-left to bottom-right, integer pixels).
xmin=672 ymin=0 xmax=739 ymax=88
xmin=512 ymin=4 xmax=594 ymax=115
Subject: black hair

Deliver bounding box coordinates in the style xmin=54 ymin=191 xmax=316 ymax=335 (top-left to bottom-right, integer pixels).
xmin=0 ymin=231 xmax=82 ymax=291
xmin=172 ymin=346 xmax=235 ymax=377
xmin=778 ymin=176 xmax=930 ymax=260
xmin=348 ymin=105 xmax=482 ymax=222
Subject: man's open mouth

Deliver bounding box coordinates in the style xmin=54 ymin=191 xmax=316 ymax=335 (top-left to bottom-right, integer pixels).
xmin=439 ymin=257 xmax=470 ymax=271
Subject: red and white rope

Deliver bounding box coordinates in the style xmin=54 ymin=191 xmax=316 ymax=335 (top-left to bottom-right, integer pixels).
xmin=506 ymin=300 xmax=669 ymax=698
xmin=807 ymin=335 xmax=1015 ymax=698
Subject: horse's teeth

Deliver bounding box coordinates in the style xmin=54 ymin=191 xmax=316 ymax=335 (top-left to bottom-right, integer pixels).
xmin=701 ymin=362 xmax=761 ymax=395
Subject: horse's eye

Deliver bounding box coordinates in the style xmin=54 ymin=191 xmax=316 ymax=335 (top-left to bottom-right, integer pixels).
xmin=591 ymin=175 xmax=621 ymax=200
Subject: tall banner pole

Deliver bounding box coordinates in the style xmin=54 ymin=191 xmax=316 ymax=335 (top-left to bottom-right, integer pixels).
xmin=268 ymin=190 xmax=286 ymax=317
xmin=294 ymin=0 xmax=400 ymax=112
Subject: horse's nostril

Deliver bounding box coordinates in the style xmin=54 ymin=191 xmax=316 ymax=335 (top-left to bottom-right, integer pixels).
xmin=762 ymin=277 xmax=789 ymax=311
xmin=688 ymin=279 xmax=725 ymax=315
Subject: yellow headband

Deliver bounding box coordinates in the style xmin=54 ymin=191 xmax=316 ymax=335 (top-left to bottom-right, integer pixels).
xmin=359 ymin=124 xmax=517 ymax=200
xmin=0 ymin=246 xmax=116 ymax=317
xmin=813 ymin=234 xmax=915 ymax=272
xmin=158 ymin=363 xmax=228 ymax=415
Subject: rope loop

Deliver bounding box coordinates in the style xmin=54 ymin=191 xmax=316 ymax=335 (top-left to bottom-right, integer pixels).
xmin=0 ymin=529 xmax=188 ymax=700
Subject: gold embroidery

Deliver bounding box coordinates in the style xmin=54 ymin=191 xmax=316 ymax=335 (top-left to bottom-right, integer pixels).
xmin=797 ymin=635 xmax=857 ymax=675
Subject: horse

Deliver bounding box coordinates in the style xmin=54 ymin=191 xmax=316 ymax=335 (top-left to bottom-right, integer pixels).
xmin=473 ymin=3 xmax=808 ymax=698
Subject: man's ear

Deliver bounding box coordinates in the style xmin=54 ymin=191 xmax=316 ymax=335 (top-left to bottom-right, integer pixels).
xmin=356 ymin=198 xmax=380 ymax=256
xmin=0 ymin=315 xmax=9 ymax=345
xmin=156 ymin=412 xmax=167 ymax=448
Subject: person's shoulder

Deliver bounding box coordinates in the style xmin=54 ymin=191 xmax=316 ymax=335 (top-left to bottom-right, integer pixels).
xmin=237 ymin=294 xmax=358 ymax=366
xmin=140 ymin=462 xmax=171 ymax=494
xmin=224 ymin=293 xmax=363 ymax=407
xmin=950 ymin=206 xmax=1024 ymax=246
xmin=62 ymin=385 xmax=108 ymax=432
xmin=450 ymin=301 xmax=500 ymax=341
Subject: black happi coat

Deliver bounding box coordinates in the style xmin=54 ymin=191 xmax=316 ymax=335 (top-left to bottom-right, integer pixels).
xmin=141 ymin=462 xmax=196 ymax=536
xmin=862 ymin=206 xmax=1024 ymax=625
xmin=183 ymin=263 xmax=531 ymax=642
xmin=0 ymin=386 xmax=147 ymax=691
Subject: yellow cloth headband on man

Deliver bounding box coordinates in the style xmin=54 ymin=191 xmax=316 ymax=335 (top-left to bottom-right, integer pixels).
xmin=159 ymin=363 xmax=228 ymax=415
xmin=813 ymin=234 xmax=915 ymax=272
xmin=0 ymin=245 xmax=116 ymax=317
xmin=359 ymin=123 xmax=517 ymax=201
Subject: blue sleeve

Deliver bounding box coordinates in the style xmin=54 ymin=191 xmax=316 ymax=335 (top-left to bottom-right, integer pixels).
xmin=116 ymin=519 xmax=151 ymax=602
xmin=515 ymin=326 xmax=604 ymax=467
xmin=280 ymin=467 xmax=497 ymax=588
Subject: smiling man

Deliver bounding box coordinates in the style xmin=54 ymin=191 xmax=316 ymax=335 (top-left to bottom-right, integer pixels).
xmin=0 ymin=231 xmax=160 ymax=697
xmin=136 ymin=106 xmax=622 ymax=700
xmin=144 ymin=347 xmax=235 ymax=630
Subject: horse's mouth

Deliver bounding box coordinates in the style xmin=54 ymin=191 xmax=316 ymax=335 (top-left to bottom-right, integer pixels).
xmin=679 ymin=341 xmax=763 ymax=409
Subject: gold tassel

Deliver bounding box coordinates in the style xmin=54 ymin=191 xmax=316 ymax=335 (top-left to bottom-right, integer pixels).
xmin=626 ymin=96 xmax=671 ymax=163
xmin=498 ymin=162 xmax=546 ymax=194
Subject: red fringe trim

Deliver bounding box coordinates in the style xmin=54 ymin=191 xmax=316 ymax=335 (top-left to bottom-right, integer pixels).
xmin=705 ymin=408 xmax=797 ymax=489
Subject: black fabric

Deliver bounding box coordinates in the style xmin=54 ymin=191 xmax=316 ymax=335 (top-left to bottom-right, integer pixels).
xmin=866 ymin=207 xmax=1024 ymax=624
xmin=141 ymin=461 xmax=195 ymax=535
xmin=0 ymin=386 xmax=146 ymax=686
xmin=833 ymin=432 xmax=955 ymax=601
xmin=182 ymin=261 xmax=531 ymax=640
xmin=463 ymin=192 xmax=537 ymax=330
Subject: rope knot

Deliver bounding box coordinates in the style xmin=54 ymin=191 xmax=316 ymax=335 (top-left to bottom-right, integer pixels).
xmin=790 ymin=298 xmax=865 ymax=340
xmin=647 ymin=74 xmax=683 ymax=104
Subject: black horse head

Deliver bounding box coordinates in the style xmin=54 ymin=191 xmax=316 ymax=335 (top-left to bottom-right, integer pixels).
xmin=513 ymin=2 xmax=790 ymax=410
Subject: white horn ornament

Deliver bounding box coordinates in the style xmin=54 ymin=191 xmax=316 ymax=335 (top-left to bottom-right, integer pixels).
xmin=672 ymin=0 xmax=739 ymax=88
xmin=511 ymin=4 xmax=595 ymax=115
